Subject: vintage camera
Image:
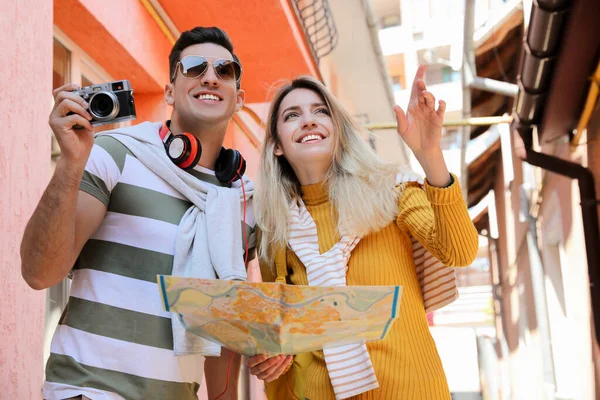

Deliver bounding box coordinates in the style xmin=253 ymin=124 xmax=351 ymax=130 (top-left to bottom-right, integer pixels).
xmin=73 ymin=80 xmax=136 ymax=126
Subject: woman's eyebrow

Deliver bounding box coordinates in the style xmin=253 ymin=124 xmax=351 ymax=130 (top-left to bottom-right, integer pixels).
xmin=283 ymin=103 xmax=326 ymax=113
xmin=281 ymin=105 xmax=301 ymax=115
xmin=281 ymin=103 xmax=327 ymax=116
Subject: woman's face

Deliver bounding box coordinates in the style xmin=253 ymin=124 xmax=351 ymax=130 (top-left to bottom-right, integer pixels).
xmin=274 ymin=88 xmax=335 ymax=179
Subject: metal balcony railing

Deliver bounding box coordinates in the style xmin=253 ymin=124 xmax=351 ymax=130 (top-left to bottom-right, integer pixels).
xmin=291 ymin=0 xmax=338 ymax=64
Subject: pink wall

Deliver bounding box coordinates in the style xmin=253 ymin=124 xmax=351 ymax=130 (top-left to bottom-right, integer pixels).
xmin=0 ymin=0 xmax=53 ymax=397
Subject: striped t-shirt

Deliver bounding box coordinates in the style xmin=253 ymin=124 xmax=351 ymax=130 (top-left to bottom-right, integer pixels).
xmin=43 ymin=136 xmax=256 ymax=400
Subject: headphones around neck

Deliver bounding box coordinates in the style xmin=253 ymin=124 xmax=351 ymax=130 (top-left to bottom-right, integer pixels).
xmin=159 ymin=121 xmax=246 ymax=183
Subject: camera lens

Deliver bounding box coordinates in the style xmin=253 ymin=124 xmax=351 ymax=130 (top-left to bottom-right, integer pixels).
xmin=89 ymin=91 xmax=119 ymax=121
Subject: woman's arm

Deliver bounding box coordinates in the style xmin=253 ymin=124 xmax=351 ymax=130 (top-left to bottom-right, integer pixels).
xmin=396 ymin=176 xmax=478 ymax=267
xmin=392 ymin=65 xmax=478 ymax=266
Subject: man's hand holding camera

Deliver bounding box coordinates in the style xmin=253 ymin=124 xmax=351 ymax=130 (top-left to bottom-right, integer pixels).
xmin=49 ymin=83 xmax=95 ymax=170
xmin=49 ymin=80 xmax=136 ymax=171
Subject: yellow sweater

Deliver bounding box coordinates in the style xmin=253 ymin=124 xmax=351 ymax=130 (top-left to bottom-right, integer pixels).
xmin=260 ymin=175 xmax=479 ymax=400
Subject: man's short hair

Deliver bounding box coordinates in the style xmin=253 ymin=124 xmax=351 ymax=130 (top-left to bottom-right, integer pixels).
xmin=169 ymin=26 xmax=242 ymax=89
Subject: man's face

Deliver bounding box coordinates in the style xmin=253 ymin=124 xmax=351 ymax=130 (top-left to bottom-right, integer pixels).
xmin=166 ymin=43 xmax=244 ymax=128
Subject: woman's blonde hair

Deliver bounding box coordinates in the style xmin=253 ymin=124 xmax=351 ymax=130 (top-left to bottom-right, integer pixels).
xmin=255 ymin=76 xmax=401 ymax=268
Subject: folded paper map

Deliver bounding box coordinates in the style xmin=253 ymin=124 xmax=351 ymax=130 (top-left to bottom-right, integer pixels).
xmin=158 ymin=275 xmax=403 ymax=356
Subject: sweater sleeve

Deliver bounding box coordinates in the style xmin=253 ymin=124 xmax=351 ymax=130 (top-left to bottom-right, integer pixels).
xmin=395 ymin=173 xmax=479 ymax=267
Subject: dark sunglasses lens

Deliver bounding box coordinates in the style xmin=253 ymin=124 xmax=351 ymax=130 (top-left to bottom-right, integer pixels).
xmin=214 ymin=60 xmax=240 ymax=82
xmin=181 ymin=57 xmax=209 ymax=78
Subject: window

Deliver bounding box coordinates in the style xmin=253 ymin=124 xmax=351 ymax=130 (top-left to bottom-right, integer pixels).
xmin=442 ymin=66 xmax=461 ymax=83
xmin=441 ymin=128 xmax=461 ymax=149
xmin=381 ymin=14 xmax=401 ymax=28
xmin=81 ymin=75 xmax=93 ymax=88
xmin=51 ymin=27 xmax=119 ymax=144
xmin=44 ymin=27 xmax=115 ymax=370
xmin=53 ymin=39 xmax=70 ymax=91
xmin=424 ymin=66 xmax=444 ymax=85
xmin=412 ymin=31 xmax=424 ymax=41
xmin=50 ymin=29 xmax=115 ymax=170
xmin=45 ymin=38 xmax=73 ymax=370
xmin=391 ymin=75 xmax=403 ymax=92
xmin=50 ymin=39 xmax=70 ymax=167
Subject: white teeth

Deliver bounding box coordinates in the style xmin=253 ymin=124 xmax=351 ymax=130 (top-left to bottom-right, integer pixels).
xmin=300 ymin=134 xmax=324 ymax=143
xmin=196 ymin=94 xmax=220 ymax=101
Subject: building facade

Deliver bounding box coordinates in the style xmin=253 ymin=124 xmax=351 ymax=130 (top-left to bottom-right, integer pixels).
xmin=2 ymin=0 xmax=411 ymax=399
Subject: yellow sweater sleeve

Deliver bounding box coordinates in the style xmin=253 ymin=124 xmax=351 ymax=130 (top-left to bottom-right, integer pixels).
xmin=396 ymin=173 xmax=479 ymax=267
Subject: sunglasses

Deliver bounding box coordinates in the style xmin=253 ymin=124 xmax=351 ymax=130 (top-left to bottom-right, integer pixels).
xmin=172 ymin=55 xmax=242 ymax=84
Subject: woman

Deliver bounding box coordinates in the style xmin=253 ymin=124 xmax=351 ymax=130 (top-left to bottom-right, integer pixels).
xmin=248 ymin=66 xmax=479 ymax=399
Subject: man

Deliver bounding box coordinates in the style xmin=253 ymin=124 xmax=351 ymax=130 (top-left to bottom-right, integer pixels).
xmin=21 ymin=27 xmax=254 ymax=400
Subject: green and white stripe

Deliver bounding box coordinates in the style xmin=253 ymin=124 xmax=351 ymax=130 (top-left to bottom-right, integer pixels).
xmin=44 ymin=136 xmax=256 ymax=400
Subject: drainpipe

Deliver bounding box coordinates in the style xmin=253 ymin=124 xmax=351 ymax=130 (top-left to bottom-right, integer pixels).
xmin=513 ymin=0 xmax=600 ymax=342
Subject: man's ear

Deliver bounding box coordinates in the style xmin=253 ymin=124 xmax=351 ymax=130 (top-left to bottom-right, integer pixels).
xmin=235 ymin=89 xmax=246 ymax=112
xmin=165 ymin=83 xmax=175 ymax=106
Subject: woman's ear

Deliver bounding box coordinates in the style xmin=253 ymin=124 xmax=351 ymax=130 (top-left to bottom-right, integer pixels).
xmin=274 ymin=142 xmax=284 ymax=156
xmin=164 ymin=83 xmax=175 ymax=106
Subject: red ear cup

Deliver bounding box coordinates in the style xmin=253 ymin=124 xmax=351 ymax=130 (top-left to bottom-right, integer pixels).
xmin=163 ymin=130 xmax=202 ymax=170
xmin=160 ymin=122 xmax=245 ymax=181
xmin=176 ymin=133 xmax=202 ymax=170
